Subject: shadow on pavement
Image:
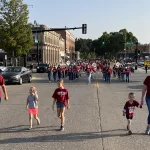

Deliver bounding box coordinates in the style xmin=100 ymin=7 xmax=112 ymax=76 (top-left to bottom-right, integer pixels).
xmin=0 ymin=130 xmax=146 ymax=144
xmin=127 ymin=85 xmax=143 ymax=90
xmin=0 ymin=125 xmax=59 ymax=133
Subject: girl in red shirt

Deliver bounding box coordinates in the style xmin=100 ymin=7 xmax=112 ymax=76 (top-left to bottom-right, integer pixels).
xmin=52 ymin=79 xmax=70 ymax=131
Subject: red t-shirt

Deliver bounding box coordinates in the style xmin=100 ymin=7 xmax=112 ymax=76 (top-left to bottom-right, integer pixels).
xmin=143 ymin=76 xmax=150 ymax=97
xmin=76 ymin=66 xmax=80 ymax=71
xmin=57 ymin=67 xmax=62 ymax=73
xmin=0 ymin=75 xmax=5 ymax=98
xmin=87 ymin=68 xmax=92 ymax=73
xmin=52 ymin=88 xmax=69 ymax=106
xmin=123 ymin=100 xmax=139 ymax=116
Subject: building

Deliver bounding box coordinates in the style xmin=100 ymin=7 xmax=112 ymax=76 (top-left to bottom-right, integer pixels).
xmin=55 ymin=29 xmax=76 ymax=61
xmin=28 ymin=24 xmax=63 ymax=66
xmin=59 ymin=37 xmax=65 ymax=64
xmin=138 ymin=44 xmax=150 ymax=53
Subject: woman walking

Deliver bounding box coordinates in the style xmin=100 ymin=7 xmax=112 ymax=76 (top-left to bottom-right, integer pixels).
xmin=141 ymin=76 xmax=150 ymax=134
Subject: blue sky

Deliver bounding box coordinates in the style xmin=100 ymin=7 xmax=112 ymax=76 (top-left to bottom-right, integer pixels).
xmin=24 ymin=0 xmax=150 ymax=44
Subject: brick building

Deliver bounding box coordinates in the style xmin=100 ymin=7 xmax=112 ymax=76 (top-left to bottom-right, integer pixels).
xmin=55 ymin=30 xmax=76 ymax=61
xmin=28 ymin=24 xmax=64 ymax=66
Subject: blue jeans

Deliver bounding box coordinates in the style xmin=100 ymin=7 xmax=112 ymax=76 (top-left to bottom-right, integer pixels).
xmin=126 ymin=74 xmax=129 ymax=82
xmin=48 ymin=73 xmax=51 ymax=81
xmin=146 ymin=97 xmax=150 ymax=124
xmin=53 ymin=73 xmax=57 ymax=81
xmin=107 ymin=74 xmax=111 ymax=83
xmin=121 ymin=73 xmax=125 ymax=81
xmin=68 ymin=72 xmax=73 ymax=81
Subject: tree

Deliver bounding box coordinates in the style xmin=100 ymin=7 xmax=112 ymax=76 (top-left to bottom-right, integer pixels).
xmin=0 ymin=0 xmax=33 ymax=65
xmin=75 ymin=29 xmax=138 ymax=59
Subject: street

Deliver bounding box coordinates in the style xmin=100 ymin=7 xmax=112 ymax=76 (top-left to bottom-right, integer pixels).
xmin=0 ymin=71 xmax=150 ymax=150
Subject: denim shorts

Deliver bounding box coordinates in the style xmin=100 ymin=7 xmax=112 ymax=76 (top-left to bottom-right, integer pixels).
xmin=56 ymin=102 xmax=65 ymax=108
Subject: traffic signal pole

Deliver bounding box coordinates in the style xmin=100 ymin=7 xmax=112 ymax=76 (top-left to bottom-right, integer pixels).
xmin=32 ymin=26 xmax=87 ymax=33
xmin=135 ymin=42 xmax=138 ymax=63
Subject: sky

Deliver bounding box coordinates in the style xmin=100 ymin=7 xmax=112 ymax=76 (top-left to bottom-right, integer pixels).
xmin=24 ymin=0 xmax=150 ymax=44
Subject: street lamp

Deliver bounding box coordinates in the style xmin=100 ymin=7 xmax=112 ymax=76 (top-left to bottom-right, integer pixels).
xmin=33 ymin=20 xmax=40 ymax=65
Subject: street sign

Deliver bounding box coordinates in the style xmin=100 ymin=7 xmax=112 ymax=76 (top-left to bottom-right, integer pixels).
xmin=125 ymin=42 xmax=134 ymax=45
xmin=35 ymin=38 xmax=38 ymax=44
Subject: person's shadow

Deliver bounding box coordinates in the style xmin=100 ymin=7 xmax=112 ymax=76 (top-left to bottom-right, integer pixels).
xmin=0 ymin=126 xmax=146 ymax=144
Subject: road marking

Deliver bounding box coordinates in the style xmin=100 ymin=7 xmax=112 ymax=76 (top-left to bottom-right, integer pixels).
xmin=94 ymin=82 xmax=99 ymax=88
xmin=32 ymin=77 xmax=43 ymax=80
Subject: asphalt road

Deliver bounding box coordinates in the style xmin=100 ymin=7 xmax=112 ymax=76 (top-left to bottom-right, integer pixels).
xmin=0 ymin=70 xmax=150 ymax=150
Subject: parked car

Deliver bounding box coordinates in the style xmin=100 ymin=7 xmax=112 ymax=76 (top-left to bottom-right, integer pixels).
xmin=37 ymin=63 xmax=49 ymax=73
xmin=1 ymin=66 xmax=32 ymax=85
xmin=0 ymin=66 xmax=6 ymax=72
xmin=137 ymin=61 xmax=144 ymax=67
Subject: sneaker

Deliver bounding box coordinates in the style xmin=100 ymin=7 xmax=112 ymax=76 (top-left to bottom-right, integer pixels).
xmin=60 ymin=126 xmax=64 ymax=131
xmin=145 ymin=127 xmax=150 ymax=135
xmin=37 ymin=119 xmax=40 ymax=126
xmin=128 ymin=130 xmax=132 ymax=135
xmin=28 ymin=127 xmax=32 ymax=130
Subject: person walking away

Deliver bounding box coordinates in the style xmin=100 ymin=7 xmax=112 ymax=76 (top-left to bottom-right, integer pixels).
xmin=145 ymin=65 xmax=148 ymax=74
xmin=68 ymin=66 xmax=73 ymax=82
xmin=121 ymin=67 xmax=125 ymax=82
xmin=141 ymin=76 xmax=150 ymax=134
xmin=57 ymin=65 xmax=62 ymax=80
xmin=47 ymin=65 xmax=52 ymax=82
xmin=30 ymin=63 xmax=34 ymax=72
xmin=52 ymin=79 xmax=70 ymax=131
xmin=86 ymin=65 xmax=92 ymax=84
xmin=102 ymin=66 xmax=107 ymax=81
xmin=106 ymin=67 xmax=112 ymax=83
xmin=123 ymin=92 xmax=141 ymax=135
xmin=26 ymin=87 xmax=40 ymax=130
xmin=0 ymin=75 xmax=8 ymax=103
xmin=53 ymin=66 xmax=57 ymax=81
xmin=125 ymin=67 xmax=130 ymax=83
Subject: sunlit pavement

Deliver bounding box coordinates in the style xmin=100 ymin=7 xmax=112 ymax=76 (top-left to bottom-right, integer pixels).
xmin=0 ymin=71 xmax=150 ymax=150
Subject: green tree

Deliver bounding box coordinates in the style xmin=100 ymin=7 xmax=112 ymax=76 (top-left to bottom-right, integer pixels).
xmin=0 ymin=0 xmax=33 ymax=65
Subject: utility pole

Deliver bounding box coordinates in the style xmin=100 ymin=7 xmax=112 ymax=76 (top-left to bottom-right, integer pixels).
xmin=124 ymin=33 xmax=127 ymax=63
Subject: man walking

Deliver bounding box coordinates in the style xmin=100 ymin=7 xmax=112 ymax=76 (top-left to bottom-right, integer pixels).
xmin=145 ymin=65 xmax=148 ymax=74
xmin=0 ymin=75 xmax=8 ymax=103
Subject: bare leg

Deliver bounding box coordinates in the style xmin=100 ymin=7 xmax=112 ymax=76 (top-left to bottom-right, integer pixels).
xmin=57 ymin=108 xmax=61 ymax=119
xmin=34 ymin=114 xmax=40 ymax=125
xmin=29 ymin=114 xmax=33 ymax=128
xmin=60 ymin=107 xmax=65 ymax=126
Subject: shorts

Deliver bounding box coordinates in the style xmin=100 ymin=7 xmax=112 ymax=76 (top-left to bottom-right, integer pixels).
xmin=56 ymin=102 xmax=65 ymax=108
xmin=0 ymin=97 xmax=1 ymax=103
xmin=28 ymin=108 xmax=38 ymax=115
xmin=126 ymin=115 xmax=133 ymax=120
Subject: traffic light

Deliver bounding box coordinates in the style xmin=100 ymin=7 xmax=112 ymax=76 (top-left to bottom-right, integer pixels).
xmin=138 ymin=50 xmax=140 ymax=56
xmin=102 ymin=42 xmax=105 ymax=45
xmin=82 ymin=24 xmax=87 ymax=34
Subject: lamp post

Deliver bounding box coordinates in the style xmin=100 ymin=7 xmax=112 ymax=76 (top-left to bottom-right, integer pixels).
xmin=33 ymin=20 xmax=40 ymax=65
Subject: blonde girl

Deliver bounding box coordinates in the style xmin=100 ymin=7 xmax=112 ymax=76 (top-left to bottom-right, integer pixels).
xmin=26 ymin=86 xmax=40 ymax=130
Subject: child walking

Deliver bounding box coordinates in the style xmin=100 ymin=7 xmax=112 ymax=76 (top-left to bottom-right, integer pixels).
xmin=123 ymin=92 xmax=141 ymax=135
xmin=26 ymin=86 xmax=40 ymax=130
xmin=52 ymin=79 xmax=70 ymax=131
